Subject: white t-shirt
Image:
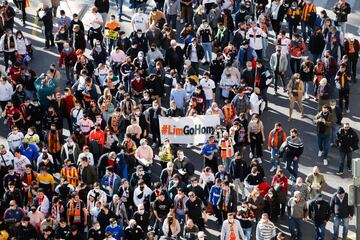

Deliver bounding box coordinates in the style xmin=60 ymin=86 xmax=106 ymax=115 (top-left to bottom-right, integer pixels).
xmin=132 ymin=13 xmax=149 ymax=33
xmin=279 ymin=37 xmax=291 ymax=55
xmin=94 ymin=66 xmax=110 ymax=86
xmin=89 ymin=12 xmax=103 ymax=29
xmin=77 ymin=118 xmax=94 ymax=133
xmin=14 ymin=155 xmax=31 ymax=174
xmin=199 ymin=78 xmax=216 ymax=100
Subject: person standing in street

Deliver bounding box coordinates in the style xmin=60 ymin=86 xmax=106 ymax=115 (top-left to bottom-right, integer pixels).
xmin=270 ymin=45 xmax=288 ymax=95
xmin=330 ymin=187 xmax=354 ymax=240
xmin=308 ymin=193 xmax=331 ymax=240
xmin=267 ymin=122 xmax=287 ymax=172
xmin=333 ymin=0 xmax=351 ymax=35
xmin=220 ymin=212 xmax=245 ymax=240
xmin=282 ymin=128 xmax=304 ymax=182
xmin=287 ymin=73 xmax=304 ymax=121
xmin=344 ymin=34 xmax=359 ymax=83
xmin=305 ymin=166 xmax=327 ymax=199
xmin=256 ymin=213 xmax=277 ymax=240
xmin=336 ymin=122 xmax=359 ymax=174
xmin=314 ymin=104 xmax=336 ymax=166
xmin=287 ymin=191 xmax=308 ymax=240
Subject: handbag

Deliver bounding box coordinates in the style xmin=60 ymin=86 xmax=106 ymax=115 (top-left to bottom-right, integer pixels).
xmin=202 ymin=211 xmax=208 ymax=223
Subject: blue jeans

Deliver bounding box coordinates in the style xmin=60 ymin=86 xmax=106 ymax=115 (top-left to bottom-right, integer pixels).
xmin=223 ymin=157 xmax=231 ymax=173
xmin=286 ymin=157 xmax=299 ymax=180
xmin=243 ymin=227 xmax=252 ymax=240
xmin=312 ymin=54 xmax=322 ymax=63
xmin=206 ymin=100 xmax=212 ymax=110
xmin=301 ymin=21 xmax=313 ymax=42
xmin=330 ymin=125 xmax=339 ymax=145
xmin=202 ymin=42 xmax=212 ymax=62
xmin=317 ymin=133 xmax=330 ymax=159
xmin=271 ymin=148 xmax=280 ymax=168
xmin=166 ymin=14 xmax=177 ymax=29
xmin=107 ymin=39 xmax=117 ymax=55
xmin=333 ymin=217 xmax=349 ymax=240
xmin=288 ymin=217 xmax=304 ymax=240
xmin=315 ymin=222 xmax=326 ymax=240
xmin=304 ymin=81 xmax=310 ymax=95
xmin=339 ymin=150 xmax=352 ymax=172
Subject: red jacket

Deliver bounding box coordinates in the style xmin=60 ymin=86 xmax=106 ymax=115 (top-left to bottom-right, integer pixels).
xmin=59 ymin=49 xmax=77 ymax=68
xmin=89 ymin=129 xmax=105 ymax=147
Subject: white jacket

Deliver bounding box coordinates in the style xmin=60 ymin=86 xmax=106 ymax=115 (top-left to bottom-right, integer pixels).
xmin=0 ymin=81 xmax=13 ymax=101
xmin=15 ymin=37 xmax=30 ymax=55
xmin=246 ymin=27 xmax=267 ymax=50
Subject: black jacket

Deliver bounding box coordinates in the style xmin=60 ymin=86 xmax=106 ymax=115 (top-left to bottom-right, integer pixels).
xmin=334 ymin=2 xmax=351 ymax=23
xmin=185 ymin=44 xmax=205 ymax=61
xmin=229 ymin=159 xmax=248 ymax=181
xmin=330 ymin=193 xmax=354 ymax=218
xmin=336 ymin=127 xmax=359 ymax=152
xmin=165 ymin=46 xmax=184 ymax=71
xmin=308 ymin=33 xmax=326 ymax=55
xmin=217 ymin=187 xmax=237 ymax=212
xmin=17 ymin=224 xmax=37 ymax=240
xmin=308 ymin=197 xmax=331 ymax=223
xmin=94 ymin=0 xmax=110 ymax=13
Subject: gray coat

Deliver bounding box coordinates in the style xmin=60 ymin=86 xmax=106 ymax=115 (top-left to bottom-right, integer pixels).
xmin=270 ymin=52 xmax=288 ymax=73
xmin=220 ymin=219 xmax=245 ymax=240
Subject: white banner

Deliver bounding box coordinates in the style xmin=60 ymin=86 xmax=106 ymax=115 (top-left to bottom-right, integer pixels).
xmin=159 ymin=115 xmax=220 ymax=144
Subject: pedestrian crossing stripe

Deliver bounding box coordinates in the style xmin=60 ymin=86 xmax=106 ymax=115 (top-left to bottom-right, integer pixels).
xmin=32 ymin=16 xmax=38 ymax=37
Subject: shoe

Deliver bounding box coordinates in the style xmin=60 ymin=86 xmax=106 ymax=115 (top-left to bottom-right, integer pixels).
xmin=346 ymin=109 xmax=350 ymax=113
xmin=318 ymin=151 xmax=322 ymax=157
xmin=270 ymin=166 xmax=277 ymax=172
xmin=323 ymin=159 xmax=328 ymax=166
xmin=43 ymin=47 xmax=50 ymax=50
xmin=249 ymin=152 xmax=253 ymax=158
xmin=274 ymin=91 xmax=278 ymax=96
xmin=300 ymin=114 xmax=305 ymax=118
xmin=336 ymin=171 xmax=343 ymax=175
xmin=151 ymin=143 xmax=157 ymax=148
xmin=186 ymin=144 xmax=192 ymax=148
xmin=257 ymin=157 xmax=262 ymax=163
xmin=180 ymin=19 xmax=184 ymax=23
xmin=304 ymin=93 xmax=309 ymax=99
xmin=288 ymin=117 xmax=292 ymax=122
xmin=348 ymin=167 xmax=352 ymax=172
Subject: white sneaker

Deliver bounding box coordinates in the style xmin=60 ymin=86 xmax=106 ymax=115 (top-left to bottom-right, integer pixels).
xmin=270 ymin=166 xmax=277 ymax=172
xmin=284 ymin=162 xmax=287 ymax=169
xmin=249 ymin=152 xmax=253 ymax=158
xmin=318 ymin=151 xmax=323 ymax=157
xmin=304 ymin=93 xmax=309 ymax=99
xmin=346 ymin=109 xmax=350 ymax=113
xmin=186 ymin=144 xmax=192 ymax=148
xmin=323 ymin=159 xmax=328 ymax=166
xmin=257 ymin=157 xmax=262 ymax=163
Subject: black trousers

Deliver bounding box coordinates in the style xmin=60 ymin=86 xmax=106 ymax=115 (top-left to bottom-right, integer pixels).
xmin=4 ymin=51 xmax=16 ymax=70
xmin=290 ymin=58 xmax=301 ymax=74
xmin=348 ymin=55 xmax=358 ymax=82
xmin=44 ymin=26 xmax=54 ymax=48
xmin=271 ymin=19 xmax=281 ymax=37
xmin=274 ymin=71 xmax=286 ymax=92
xmin=14 ymin=0 xmax=26 ymax=24
xmin=250 ymin=132 xmax=263 ymax=158
xmin=338 ymin=88 xmax=350 ymax=111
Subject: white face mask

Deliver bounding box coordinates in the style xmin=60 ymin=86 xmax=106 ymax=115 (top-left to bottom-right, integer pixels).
xmin=139 ymin=209 xmax=145 ymax=214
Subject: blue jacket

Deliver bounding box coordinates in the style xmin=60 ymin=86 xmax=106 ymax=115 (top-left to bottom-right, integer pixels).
xmin=19 ymin=143 xmax=39 ymax=164
xmin=209 ymin=185 xmax=221 ymax=206
xmin=116 ymin=153 xmax=128 ymax=180
xmin=237 ymin=46 xmax=257 ymax=66
xmin=105 ymin=224 xmax=124 ymax=240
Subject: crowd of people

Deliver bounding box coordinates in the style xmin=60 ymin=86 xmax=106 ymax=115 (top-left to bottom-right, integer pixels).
xmin=0 ymin=0 xmax=357 ymax=239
